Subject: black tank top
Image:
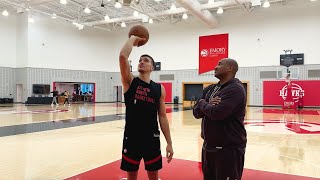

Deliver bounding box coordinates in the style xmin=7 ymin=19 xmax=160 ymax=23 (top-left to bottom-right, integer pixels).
xmin=124 ymin=77 xmax=161 ymax=139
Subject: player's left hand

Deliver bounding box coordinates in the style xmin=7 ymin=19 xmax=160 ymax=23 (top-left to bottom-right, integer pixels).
xmin=166 ymin=144 xmax=174 ymax=163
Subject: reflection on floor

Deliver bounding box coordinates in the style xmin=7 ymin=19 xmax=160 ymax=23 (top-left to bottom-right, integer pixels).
xmin=0 ymin=104 xmax=319 ymax=179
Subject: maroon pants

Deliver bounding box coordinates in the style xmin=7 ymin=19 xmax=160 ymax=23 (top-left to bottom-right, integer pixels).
xmin=202 ymin=147 xmax=245 ymax=180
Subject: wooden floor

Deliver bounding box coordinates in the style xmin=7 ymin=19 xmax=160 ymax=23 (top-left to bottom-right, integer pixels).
xmin=0 ymin=103 xmax=319 ymax=179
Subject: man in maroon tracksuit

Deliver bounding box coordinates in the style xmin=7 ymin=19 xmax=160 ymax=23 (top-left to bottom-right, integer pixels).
xmin=193 ymin=58 xmax=247 ymax=180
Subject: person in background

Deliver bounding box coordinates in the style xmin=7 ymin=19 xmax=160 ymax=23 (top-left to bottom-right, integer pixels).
xmin=64 ymin=91 xmax=70 ymax=106
xmin=51 ymin=90 xmax=59 ymax=107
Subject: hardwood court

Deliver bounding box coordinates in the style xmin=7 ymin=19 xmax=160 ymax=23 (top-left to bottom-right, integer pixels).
xmin=0 ymin=103 xmax=319 ymax=179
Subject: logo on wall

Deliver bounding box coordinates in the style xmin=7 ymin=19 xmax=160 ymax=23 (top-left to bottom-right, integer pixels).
xmin=200 ymin=48 xmax=227 ymax=58
xmin=209 ymin=47 xmax=226 ymax=55
xmin=279 ymin=83 xmax=304 ymax=102
xmin=200 ymin=49 xmax=209 ymax=57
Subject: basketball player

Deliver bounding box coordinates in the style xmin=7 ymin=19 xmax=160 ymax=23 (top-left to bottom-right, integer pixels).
xmin=119 ymin=35 xmax=174 ymax=180
xmin=193 ymin=58 xmax=247 ymax=180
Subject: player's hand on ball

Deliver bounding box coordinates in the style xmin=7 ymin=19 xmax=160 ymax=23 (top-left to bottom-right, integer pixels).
xmin=166 ymin=144 xmax=174 ymax=163
xmin=130 ymin=35 xmax=146 ymax=47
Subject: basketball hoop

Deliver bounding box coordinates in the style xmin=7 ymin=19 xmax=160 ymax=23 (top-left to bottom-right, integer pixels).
xmin=276 ymin=66 xmax=299 ymax=80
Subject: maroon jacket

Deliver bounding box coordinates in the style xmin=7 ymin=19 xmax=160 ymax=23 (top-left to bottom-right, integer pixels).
xmin=193 ymin=78 xmax=247 ymax=149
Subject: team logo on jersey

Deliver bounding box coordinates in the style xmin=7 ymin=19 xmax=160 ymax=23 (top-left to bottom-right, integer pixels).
xmin=135 ymin=86 xmax=155 ymax=103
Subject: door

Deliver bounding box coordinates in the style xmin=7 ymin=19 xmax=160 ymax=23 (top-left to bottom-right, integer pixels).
xmin=114 ymin=86 xmax=122 ymax=102
xmin=117 ymin=86 xmax=122 ymax=102
xmin=16 ymin=84 xmax=23 ymax=103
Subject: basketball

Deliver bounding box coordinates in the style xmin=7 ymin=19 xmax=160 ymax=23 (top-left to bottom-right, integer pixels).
xmin=128 ymin=25 xmax=149 ymax=46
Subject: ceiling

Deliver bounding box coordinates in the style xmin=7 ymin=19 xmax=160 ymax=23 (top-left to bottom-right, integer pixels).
xmin=0 ymin=0 xmax=300 ymax=31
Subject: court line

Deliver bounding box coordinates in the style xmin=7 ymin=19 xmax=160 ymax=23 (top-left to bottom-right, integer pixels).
xmin=0 ymin=106 xmax=191 ymax=137
xmin=0 ymin=114 xmax=123 ymax=138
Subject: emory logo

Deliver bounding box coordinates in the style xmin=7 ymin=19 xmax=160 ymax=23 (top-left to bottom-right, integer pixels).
xmin=200 ymin=48 xmax=226 ymax=58
xmin=209 ymin=48 xmax=226 ymax=54
xmin=279 ymin=83 xmax=304 ymax=102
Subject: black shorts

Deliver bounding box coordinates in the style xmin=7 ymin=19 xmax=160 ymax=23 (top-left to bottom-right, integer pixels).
xmin=120 ymin=135 xmax=162 ymax=172
xmin=202 ymin=146 xmax=245 ymax=180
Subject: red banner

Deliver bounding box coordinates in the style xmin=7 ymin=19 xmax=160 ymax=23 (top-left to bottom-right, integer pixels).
xmin=159 ymin=82 xmax=172 ymax=103
xmin=263 ymin=80 xmax=320 ymax=107
xmin=199 ymin=33 xmax=228 ymax=74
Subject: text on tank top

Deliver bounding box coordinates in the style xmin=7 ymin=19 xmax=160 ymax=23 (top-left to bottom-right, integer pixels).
xmin=124 ymin=77 xmax=161 ymax=137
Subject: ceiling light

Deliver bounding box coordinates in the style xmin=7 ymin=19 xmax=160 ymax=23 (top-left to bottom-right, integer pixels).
xmin=73 ymin=22 xmax=84 ymax=30
xmin=60 ymin=0 xmax=67 ymax=5
xmin=217 ymin=7 xmax=223 ymax=14
xmin=28 ymin=17 xmax=34 ymax=23
xmin=84 ymin=7 xmax=91 ymax=13
xmin=148 ymin=18 xmax=153 ymax=24
xmin=263 ymin=1 xmax=270 ymax=8
xmin=2 ymin=10 xmax=9 ymax=16
xmin=52 ymin=13 xmax=57 ymax=19
xmin=115 ymin=2 xmax=122 ymax=8
xmin=26 ymin=8 xmax=30 ymax=11
xmin=141 ymin=15 xmax=148 ymax=23
xmin=78 ymin=24 xmax=84 ymax=30
xmin=207 ymin=0 xmax=215 ymax=4
xmin=251 ymin=0 xmax=261 ymax=6
xmin=133 ymin=10 xmax=139 ymax=17
xmin=154 ymin=0 xmax=161 ymax=2
xmin=182 ymin=13 xmax=188 ymax=19
xmin=170 ymin=4 xmax=176 ymax=10
xmin=310 ymin=0 xmax=317 ymax=1
xmin=104 ymin=15 xmax=110 ymax=21
xmin=121 ymin=22 xmax=126 ymax=27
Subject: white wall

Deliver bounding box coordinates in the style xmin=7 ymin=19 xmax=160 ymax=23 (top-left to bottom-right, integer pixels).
xmin=27 ymin=16 xmax=117 ymax=71
xmin=16 ymin=13 xmax=28 ymax=68
xmin=0 ymin=14 xmax=16 ymax=67
xmin=109 ymin=0 xmax=320 ymax=71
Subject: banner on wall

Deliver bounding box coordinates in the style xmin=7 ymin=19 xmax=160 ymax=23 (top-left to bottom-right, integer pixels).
xmin=199 ymin=33 xmax=228 ymax=74
xmin=263 ymin=80 xmax=320 ymax=106
xmin=159 ymin=82 xmax=172 ymax=103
